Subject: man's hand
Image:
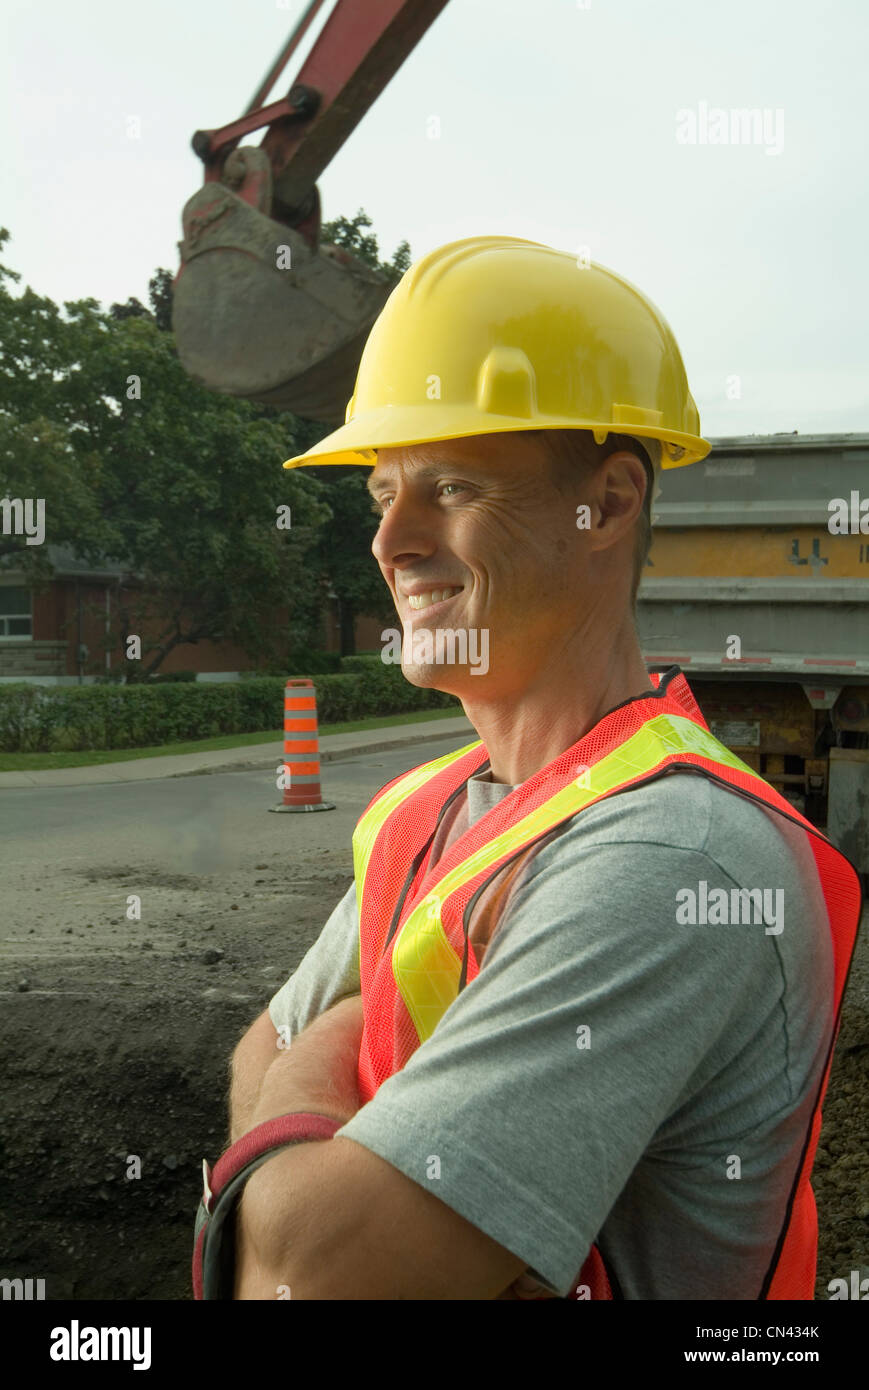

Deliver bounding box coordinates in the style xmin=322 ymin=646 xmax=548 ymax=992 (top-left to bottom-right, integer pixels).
xmin=247 ymin=994 xmax=365 ymax=1131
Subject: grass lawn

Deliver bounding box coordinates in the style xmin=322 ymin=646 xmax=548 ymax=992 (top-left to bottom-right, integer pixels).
xmin=0 ymin=706 xmax=465 ymax=771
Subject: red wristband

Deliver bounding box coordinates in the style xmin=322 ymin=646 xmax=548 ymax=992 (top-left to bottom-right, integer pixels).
xmin=193 ymin=1111 xmax=342 ymax=1300
xmin=204 ymin=1111 xmax=342 ymax=1214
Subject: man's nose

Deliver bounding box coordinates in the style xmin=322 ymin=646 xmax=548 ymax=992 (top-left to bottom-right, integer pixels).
xmin=371 ymin=491 xmax=437 ymax=567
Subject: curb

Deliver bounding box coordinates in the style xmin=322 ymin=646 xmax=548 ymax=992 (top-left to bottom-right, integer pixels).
xmin=0 ymin=718 xmax=476 ymax=790
xmin=171 ymin=726 xmax=476 ymax=777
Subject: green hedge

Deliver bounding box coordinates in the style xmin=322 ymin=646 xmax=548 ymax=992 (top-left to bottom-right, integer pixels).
xmin=339 ymin=655 xmax=384 ymax=674
xmin=148 ymin=669 xmax=198 ymax=684
xmin=0 ymin=669 xmax=460 ymax=752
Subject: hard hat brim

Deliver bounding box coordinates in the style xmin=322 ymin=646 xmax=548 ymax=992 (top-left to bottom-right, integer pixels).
xmin=283 ymin=406 xmax=710 ymax=470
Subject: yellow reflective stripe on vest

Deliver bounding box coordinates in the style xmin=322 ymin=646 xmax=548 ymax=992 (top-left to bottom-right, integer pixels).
xmin=352 ymin=739 xmax=483 ymax=922
xmin=391 ymin=714 xmax=764 ymax=1044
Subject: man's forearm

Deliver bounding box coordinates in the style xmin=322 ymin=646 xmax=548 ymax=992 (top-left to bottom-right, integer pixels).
xmin=247 ymin=997 xmax=363 ymax=1132
xmin=229 ymin=996 xmax=364 ymax=1144
xmin=231 ymin=996 xmax=365 ymax=1298
xmin=228 ymin=1009 xmax=284 ymax=1143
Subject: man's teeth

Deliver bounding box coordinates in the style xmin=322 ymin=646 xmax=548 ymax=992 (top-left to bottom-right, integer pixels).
xmin=408 ymin=587 xmax=462 ymax=610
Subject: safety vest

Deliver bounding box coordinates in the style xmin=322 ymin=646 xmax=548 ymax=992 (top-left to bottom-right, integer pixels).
xmin=352 ymin=669 xmax=861 ymax=1300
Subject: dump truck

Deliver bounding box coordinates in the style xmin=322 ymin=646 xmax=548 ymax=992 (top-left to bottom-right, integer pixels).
xmin=640 ymin=431 xmax=869 ymax=871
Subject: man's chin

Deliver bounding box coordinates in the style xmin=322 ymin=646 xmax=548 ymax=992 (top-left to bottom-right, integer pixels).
xmin=400 ymin=662 xmax=475 ymax=697
xmin=401 ymin=661 xmax=448 ymax=690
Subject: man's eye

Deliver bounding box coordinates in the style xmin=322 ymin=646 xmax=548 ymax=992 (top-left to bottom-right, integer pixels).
xmin=371 ymin=485 xmax=463 ymax=516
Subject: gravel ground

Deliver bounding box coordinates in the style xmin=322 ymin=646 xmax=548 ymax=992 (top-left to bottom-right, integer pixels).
xmin=0 ymin=845 xmax=354 ymax=1300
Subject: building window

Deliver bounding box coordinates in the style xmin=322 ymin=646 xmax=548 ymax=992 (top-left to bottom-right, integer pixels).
xmin=0 ymin=586 xmax=32 ymax=638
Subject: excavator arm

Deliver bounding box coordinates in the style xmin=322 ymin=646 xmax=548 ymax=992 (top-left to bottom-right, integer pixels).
xmin=173 ymin=0 xmax=450 ymax=423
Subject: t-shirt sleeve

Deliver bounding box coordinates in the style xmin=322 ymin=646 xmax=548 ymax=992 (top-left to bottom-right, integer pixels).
xmin=334 ymin=836 xmax=783 ymax=1296
xmin=268 ymin=882 xmax=360 ymax=1040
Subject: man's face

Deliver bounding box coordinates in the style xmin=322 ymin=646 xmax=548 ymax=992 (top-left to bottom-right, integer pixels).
xmin=368 ymin=432 xmax=598 ymax=699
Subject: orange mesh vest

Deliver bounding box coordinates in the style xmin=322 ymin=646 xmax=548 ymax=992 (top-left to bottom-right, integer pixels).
xmin=352 ymin=670 xmax=862 ymax=1299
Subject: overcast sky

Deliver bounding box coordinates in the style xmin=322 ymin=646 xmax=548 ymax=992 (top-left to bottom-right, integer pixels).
xmin=4 ymin=0 xmax=867 ymax=439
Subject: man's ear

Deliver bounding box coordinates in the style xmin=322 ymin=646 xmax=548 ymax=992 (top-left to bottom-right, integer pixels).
xmin=587 ymin=450 xmax=648 ymax=549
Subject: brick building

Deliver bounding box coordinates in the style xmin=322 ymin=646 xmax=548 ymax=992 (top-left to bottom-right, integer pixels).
xmin=0 ymin=547 xmax=385 ymax=684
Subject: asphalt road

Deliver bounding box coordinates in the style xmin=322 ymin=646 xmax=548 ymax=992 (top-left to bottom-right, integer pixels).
xmin=0 ymin=734 xmax=470 ymax=865
xmin=0 ymin=734 xmax=471 ymax=970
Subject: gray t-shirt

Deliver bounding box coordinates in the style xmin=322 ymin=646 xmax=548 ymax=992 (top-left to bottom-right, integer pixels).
xmin=268 ymin=766 xmax=833 ymax=1300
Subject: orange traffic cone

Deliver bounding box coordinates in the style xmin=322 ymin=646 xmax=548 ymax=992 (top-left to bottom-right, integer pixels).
xmin=268 ymin=679 xmax=336 ymax=814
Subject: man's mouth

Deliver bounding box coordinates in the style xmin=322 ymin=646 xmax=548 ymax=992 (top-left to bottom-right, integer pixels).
xmin=406 ymin=586 xmax=463 ymax=613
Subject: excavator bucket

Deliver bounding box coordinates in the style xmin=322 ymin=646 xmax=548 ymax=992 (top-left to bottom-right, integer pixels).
xmin=172 ymin=177 xmax=395 ymax=425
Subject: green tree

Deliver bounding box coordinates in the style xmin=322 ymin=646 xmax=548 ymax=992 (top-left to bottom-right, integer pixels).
xmin=65 ymin=308 xmax=331 ymax=679
xmin=0 ymin=228 xmax=331 ymax=677
xmin=308 ymin=209 xmax=411 ymax=653
xmin=108 ymin=296 xmax=150 ymax=323
xmin=309 ymin=468 xmax=396 ymax=655
xmin=0 ymin=229 xmax=111 ymax=578
xmin=109 ymin=267 xmax=172 ymax=332
xmin=2 ymin=211 xmax=412 ymax=674
xmin=320 ymin=208 xmax=411 ymax=280
xmin=148 ymin=268 xmax=174 ymax=332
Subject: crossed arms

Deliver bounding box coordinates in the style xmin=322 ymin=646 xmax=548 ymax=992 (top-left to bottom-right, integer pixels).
xmin=228 ymin=998 xmax=532 ymax=1299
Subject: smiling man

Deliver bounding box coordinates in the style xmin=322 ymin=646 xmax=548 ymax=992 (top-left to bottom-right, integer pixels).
xmin=366 ymin=427 xmax=655 ymax=777
xmin=194 ymin=236 xmax=860 ymax=1302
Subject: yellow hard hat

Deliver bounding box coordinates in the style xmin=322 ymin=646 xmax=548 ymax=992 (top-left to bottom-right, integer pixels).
xmin=282 ymin=234 xmax=709 ymax=471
